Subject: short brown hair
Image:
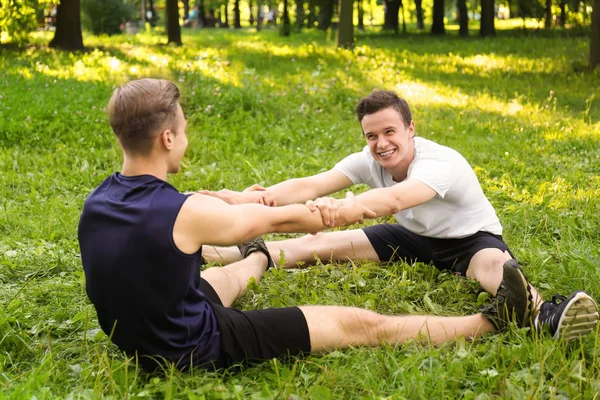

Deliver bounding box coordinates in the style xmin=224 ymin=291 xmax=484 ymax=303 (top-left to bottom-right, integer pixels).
xmin=107 ymin=78 xmax=181 ymax=154
xmin=355 ymin=90 xmax=412 ymax=127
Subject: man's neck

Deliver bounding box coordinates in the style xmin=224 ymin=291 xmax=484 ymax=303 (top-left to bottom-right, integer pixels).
xmin=389 ymin=140 xmax=415 ymax=182
xmin=121 ymin=155 xmax=168 ymax=181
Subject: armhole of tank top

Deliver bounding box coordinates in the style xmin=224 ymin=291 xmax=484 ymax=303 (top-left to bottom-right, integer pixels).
xmin=169 ymin=194 xmax=202 ymax=258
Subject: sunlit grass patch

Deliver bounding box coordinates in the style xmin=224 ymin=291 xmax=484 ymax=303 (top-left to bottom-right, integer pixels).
xmin=0 ymin=26 xmax=599 ymax=398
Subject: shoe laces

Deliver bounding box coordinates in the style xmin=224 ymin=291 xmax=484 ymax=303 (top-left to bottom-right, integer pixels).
xmin=550 ymin=294 xmax=567 ymax=304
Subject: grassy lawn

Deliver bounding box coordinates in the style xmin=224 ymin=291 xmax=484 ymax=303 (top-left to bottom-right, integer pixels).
xmin=1 ymin=24 xmax=599 ymax=398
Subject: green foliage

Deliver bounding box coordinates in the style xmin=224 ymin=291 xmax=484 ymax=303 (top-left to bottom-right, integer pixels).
xmin=0 ymin=26 xmax=599 ymax=397
xmin=81 ymin=0 xmax=136 ymax=35
xmin=0 ymin=0 xmax=52 ymax=44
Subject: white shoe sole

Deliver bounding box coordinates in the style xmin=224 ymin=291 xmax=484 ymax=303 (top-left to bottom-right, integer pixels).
xmin=553 ymin=292 xmax=599 ymax=341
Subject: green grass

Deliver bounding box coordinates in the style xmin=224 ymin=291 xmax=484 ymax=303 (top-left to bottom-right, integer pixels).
xmin=1 ymin=24 xmax=600 ymax=398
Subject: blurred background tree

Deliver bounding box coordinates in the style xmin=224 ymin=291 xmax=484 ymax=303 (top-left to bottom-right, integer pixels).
xmin=0 ymin=0 xmax=598 ymax=68
xmin=0 ymin=0 xmax=54 ymax=44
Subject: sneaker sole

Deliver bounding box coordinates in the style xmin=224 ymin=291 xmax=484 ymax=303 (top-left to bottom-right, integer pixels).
xmin=553 ymin=292 xmax=599 ymax=341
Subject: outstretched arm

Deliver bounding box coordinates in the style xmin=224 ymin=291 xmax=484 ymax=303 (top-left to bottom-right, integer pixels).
xmin=307 ymin=179 xmax=437 ymax=226
xmin=199 ymin=169 xmax=353 ymax=206
xmin=352 ymin=179 xmax=437 ymax=216
xmin=173 ymin=192 xmax=375 ymax=253
xmin=263 ymin=169 xmax=353 ymax=206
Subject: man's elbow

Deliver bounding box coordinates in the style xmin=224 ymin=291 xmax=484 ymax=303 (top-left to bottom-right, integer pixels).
xmin=387 ymin=195 xmax=406 ymax=215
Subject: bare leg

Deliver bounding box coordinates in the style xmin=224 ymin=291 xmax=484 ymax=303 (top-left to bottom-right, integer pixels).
xmin=299 ymin=305 xmax=495 ymax=352
xmin=466 ymin=248 xmax=543 ymax=313
xmin=203 ymin=230 xmax=379 ymax=268
xmin=269 ymin=230 xmax=379 ymax=268
xmin=203 ymin=245 xmax=242 ymax=264
xmin=201 ymin=252 xmax=268 ymax=307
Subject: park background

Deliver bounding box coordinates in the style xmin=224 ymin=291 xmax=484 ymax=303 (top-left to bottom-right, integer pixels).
xmin=1 ymin=0 xmax=600 ymax=398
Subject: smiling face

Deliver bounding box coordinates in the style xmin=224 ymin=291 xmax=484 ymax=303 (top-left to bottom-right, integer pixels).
xmin=361 ymin=107 xmax=415 ymax=179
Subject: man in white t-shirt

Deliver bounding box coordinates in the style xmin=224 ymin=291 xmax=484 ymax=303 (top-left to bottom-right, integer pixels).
xmin=203 ymin=90 xmax=598 ymax=341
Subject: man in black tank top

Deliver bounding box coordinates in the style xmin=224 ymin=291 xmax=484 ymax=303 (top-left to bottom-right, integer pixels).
xmin=79 ymin=78 xmax=538 ymax=372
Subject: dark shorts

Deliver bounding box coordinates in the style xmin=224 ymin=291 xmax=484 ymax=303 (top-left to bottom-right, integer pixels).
xmin=362 ymin=224 xmax=513 ymax=275
xmin=198 ymin=278 xmax=311 ymax=369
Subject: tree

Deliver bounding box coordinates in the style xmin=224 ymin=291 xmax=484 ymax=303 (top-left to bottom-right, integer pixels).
xmin=357 ymin=0 xmax=365 ymax=30
xmin=415 ymin=0 xmax=424 ymax=29
xmin=383 ymin=0 xmax=402 ymax=32
xmin=544 ymin=0 xmax=552 ymax=28
xmin=234 ymin=0 xmax=241 ymax=27
xmin=317 ymin=0 xmax=335 ymax=30
xmin=220 ymin=1 xmax=229 ymax=27
xmin=49 ymin=0 xmax=84 ymax=51
xmin=296 ymin=0 xmax=305 ymax=30
xmin=256 ymin=3 xmax=263 ymax=30
xmin=480 ymin=0 xmax=496 ymax=36
xmin=431 ymin=0 xmax=445 ymax=34
xmin=183 ymin=0 xmax=190 ymax=19
xmin=281 ymin=0 xmax=292 ymax=35
xmin=0 ymin=0 xmax=51 ymax=44
xmin=165 ymin=0 xmax=182 ymax=45
xmin=337 ymin=0 xmax=354 ymax=47
xmin=248 ymin=0 xmax=255 ymax=25
xmin=592 ymin=0 xmax=600 ymax=69
xmin=558 ymin=0 xmax=567 ymax=26
xmin=458 ymin=0 xmax=468 ymax=36
xmin=307 ymin=0 xmax=318 ymax=27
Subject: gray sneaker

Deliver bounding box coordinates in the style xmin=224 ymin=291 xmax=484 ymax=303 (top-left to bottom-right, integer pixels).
xmin=237 ymin=237 xmax=275 ymax=270
xmin=481 ymin=260 xmax=534 ymax=331
xmin=533 ymin=291 xmax=599 ymax=341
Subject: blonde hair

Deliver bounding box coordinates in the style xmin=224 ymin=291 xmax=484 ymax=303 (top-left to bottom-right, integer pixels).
xmin=107 ymin=78 xmax=181 ymax=154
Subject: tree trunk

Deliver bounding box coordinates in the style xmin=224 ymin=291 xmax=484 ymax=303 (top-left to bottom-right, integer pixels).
xmin=308 ymin=0 xmax=317 ymax=27
xmin=256 ymin=3 xmax=263 ymax=30
xmin=49 ymin=0 xmax=84 ymax=51
xmin=401 ymin=4 xmax=407 ymax=32
xmin=383 ymin=0 xmax=401 ymax=32
xmin=148 ymin=0 xmax=158 ymax=26
xmin=221 ymin=2 xmax=229 ymax=27
xmin=296 ymin=0 xmax=304 ymax=29
xmin=281 ymin=0 xmax=292 ymax=35
xmin=166 ymin=0 xmax=181 ymax=44
xmin=591 ymin=0 xmax=600 ymax=69
xmin=249 ymin=0 xmax=255 ymax=25
xmin=234 ymin=0 xmax=241 ymax=27
xmin=480 ymin=0 xmax=496 ymax=37
xmin=559 ymin=0 xmax=566 ymax=27
xmin=199 ymin=0 xmax=207 ymax=26
xmin=431 ymin=0 xmax=445 ymax=34
xmin=415 ymin=0 xmax=424 ymax=29
xmin=337 ymin=0 xmax=354 ymax=47
xmin=183 ymin=0 xmax=190 ymax=20
xmin=357 ymin=0 xmax=365 ymax=30
xmin=317 ymin=0 xmax=335 ymax=30
xmin=458 ymin=0 xmax=468 ymax=36
xmin=544 ymin=0 xmax=552 ymax=28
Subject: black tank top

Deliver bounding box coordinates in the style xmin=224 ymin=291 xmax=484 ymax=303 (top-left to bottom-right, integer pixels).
xmin=78 ymin=173 xmax=220 ymax=370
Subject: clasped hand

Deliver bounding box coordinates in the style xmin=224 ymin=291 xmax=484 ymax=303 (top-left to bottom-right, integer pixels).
xmin=305 ymin=192 xmax=375 ymax=227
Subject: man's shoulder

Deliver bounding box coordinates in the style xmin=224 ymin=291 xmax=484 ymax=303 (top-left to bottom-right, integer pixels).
xmin=337 ymin=145 xmax=373 ymax=165
xmin=414 ymin=137 xmax=465 ymax=161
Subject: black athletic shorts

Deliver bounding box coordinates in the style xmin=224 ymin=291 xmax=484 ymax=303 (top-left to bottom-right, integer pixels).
xmin=362 ymin=224 xmax=513 ymax=276
xmin=198 ymin=278 xmax=311 ymax=369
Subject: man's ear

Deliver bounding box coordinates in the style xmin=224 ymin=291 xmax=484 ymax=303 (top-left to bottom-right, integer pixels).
xmin=159 ymin=129 xmax=174 ymax=150
xmin=408 ymin=121 xmax=415 ymax=138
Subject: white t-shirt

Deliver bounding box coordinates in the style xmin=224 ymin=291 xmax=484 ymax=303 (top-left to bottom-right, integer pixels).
xmin=334 ymin=137 xmax=502 ymax=239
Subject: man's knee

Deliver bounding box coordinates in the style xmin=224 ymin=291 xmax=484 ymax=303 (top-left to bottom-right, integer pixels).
xmin=467 ymin=248 xmax=511 ymax=280
xmin=207 ymin=266 xmax=246 ymax=295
